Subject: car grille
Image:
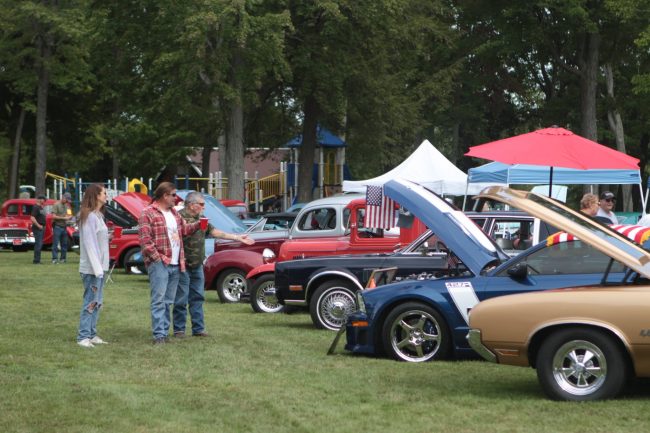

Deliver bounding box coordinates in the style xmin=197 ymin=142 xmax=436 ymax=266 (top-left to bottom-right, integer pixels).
xmin=1 ymin=229 xmax=28 ymax=238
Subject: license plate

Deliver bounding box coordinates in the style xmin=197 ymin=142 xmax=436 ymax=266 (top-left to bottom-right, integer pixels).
xmin=12 ymin=239 xmax=23 ymax=245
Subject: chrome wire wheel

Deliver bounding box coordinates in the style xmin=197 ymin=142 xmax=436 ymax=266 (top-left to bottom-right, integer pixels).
xmin=384 ymin=305 xmax=446 ymax=362
xmin=318 ymin=289 xmax=356 ymax=330
xmin=251 ymin=276 xmax=283 ymax=313
xmin=551 ymin=340 xmax=607 ymax=397
xmin=217 ymin=269 xmax=247 ymax=303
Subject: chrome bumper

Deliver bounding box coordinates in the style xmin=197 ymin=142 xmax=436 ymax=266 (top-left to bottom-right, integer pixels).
xmin=467 ymin=329 xmax=497 ymax=363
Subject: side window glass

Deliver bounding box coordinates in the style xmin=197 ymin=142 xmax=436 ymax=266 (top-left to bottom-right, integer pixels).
xmin=23 ymin=205 xmax=33 ymax=216
xmin=7 ymin=204 xmax=19 ymax=216
xmin=297 ymin=207 xmax=336 ymax=231
xmin=356 ymin=207 xmax=384 ymax=238
xmin=500 ymin=240 xmax=626 ymax=275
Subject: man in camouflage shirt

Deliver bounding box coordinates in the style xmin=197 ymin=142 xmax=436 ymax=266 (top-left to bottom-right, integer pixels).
xmin=173 ymin=191 xmax=254 ymax=337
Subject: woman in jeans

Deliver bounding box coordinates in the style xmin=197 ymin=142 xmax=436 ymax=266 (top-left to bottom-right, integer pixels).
xmin=76 ymin=184 xmax=109 ymax=348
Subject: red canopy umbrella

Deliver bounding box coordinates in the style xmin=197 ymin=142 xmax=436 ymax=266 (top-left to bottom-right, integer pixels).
xmin=465 ymin=126 xmax=640 ymax=196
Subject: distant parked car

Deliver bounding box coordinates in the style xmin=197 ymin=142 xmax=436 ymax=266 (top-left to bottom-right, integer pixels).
xmin=0 ymin=197 xmax=58 ymax=251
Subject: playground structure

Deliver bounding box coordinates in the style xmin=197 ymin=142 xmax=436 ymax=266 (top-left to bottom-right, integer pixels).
xmin=40 ymin=127 xmax=350 ymax=211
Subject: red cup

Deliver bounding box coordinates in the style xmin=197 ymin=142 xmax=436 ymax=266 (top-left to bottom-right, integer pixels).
xmin=113 ymin=226 xmax=123 ymax=238
xmin=200 ymin=217 xmax=208 ymax=231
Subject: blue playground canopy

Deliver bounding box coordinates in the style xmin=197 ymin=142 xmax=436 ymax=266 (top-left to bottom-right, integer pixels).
xmin=468 ymin=162 xmax=641 ymax=185
xmin=286 ymin=125 xmax=346 ymax=148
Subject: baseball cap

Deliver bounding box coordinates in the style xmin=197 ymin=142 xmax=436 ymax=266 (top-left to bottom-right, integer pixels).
xmin=600 ymin=191 xmax=615 ymax=200
xmin=63 ymin=192 xmax=72 ymax=200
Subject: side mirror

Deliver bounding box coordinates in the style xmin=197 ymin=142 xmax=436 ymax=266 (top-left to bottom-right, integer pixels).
xmin=507 ymin=262 xmax=528 ymax=279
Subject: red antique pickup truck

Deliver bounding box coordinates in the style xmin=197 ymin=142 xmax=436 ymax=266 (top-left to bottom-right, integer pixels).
xmin=0 ymin=198 xmax=57 ymax=251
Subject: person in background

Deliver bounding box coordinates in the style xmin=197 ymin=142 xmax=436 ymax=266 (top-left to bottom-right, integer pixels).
xmin=76 ymin=184 xmax=110 ymax=348
xmin=173 ymin=191 xmax=254 ymax=338
xmin=138 ymin=182 xmax=201 ymax=345
xmin=580 ymin=193 xmax=612 ymax=224
xmin=51 ymin=192 xmax=73 ymax=264
xmin=30 ymin=195 xmax=47 ymax=264
xmin=597 ymin=191 xmax=619 ymax=224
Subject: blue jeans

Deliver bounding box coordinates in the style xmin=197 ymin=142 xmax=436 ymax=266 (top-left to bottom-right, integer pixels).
xmin=52 ymin=225 xmax=68 ymax=261
xmin=173 ymin=265 xmax=205 ymax=335
xmin=147 ymin=261 xmax=180 ymax=340
xmin=77 ymin=274 xmax=104 ymax=341
xmin=33 ymin=228 xmax=44 ymax=263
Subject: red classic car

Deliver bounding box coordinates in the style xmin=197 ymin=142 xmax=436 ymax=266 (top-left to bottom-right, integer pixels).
xmin=107 ymin=192 xmax=152 ymax=273
xmin=0 ymin=198 xmax=57 ymax=251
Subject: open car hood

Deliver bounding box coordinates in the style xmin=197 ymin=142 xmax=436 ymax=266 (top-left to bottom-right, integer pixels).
xmin=479 ymin=186 xmax=650 ymax=278
xmin=384 ymin=179 xmax=505 ymax=274
xmin=176 ymin=190 xmax=247 ymax=233
xmin=112 ymin=192 xmax=151 ymax=218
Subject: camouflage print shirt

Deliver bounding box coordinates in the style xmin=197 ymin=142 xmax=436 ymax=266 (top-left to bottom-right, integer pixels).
xmin=179 ymin=208 xmax=215 ymax=268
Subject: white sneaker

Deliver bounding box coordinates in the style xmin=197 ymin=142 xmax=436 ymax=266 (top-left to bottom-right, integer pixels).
xmin=77 ymin=338 xmax=95 ymax=348
xmin=90 ymin=336 xmax=108 ymax=345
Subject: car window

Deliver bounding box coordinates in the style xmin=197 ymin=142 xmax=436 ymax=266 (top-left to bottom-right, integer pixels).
xmin=23 ymin=204 xmax=33 ymax=215
xmin=7 ymin=204 xmax=19 ymax=216
xmin=356 ymin=208 xmax=384 ymax=238
xmin=500 ymin=240 xmax=626 ymax=275
xmin=297 ymin=207 xmax=337 ymax=231
xmin=470 ymin=218 xmax=486 ymax=230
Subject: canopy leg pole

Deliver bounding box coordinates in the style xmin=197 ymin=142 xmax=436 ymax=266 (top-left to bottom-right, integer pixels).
xmin=641 ymin=182 xmax=648 ymax=214
xmin=548 ymin=167 xmax=553 ymax=198
xmin=462 ymin=180 xmax=469 ymax=211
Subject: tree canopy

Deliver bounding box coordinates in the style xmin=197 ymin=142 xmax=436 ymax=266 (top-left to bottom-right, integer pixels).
xmin=1 ymin=0 xmax=649 ymax=207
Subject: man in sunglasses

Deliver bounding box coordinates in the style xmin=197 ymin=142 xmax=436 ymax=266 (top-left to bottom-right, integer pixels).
xmin=172 ymin=191 xmax=253 ymax=339
xmin=138 ymin=182 xmax=202 ymax=344
xmin=597 ymin=191 xmax=618 ymax=224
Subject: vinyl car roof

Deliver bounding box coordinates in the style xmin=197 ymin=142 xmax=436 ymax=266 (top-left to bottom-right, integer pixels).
xmin=478 ymin=186 xmax=650 ymax=278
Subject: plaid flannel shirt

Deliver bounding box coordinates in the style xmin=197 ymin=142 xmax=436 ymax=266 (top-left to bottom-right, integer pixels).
xmin=138 ymin=203 xmax=199 ymax=272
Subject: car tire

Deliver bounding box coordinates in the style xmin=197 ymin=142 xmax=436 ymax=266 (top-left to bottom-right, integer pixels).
xmin=216 ymin=268 xmax=247 ymax=303
xmin=382 ymin=302 xmax=450 ymax=362
xmin=250 ymin=274 xmax=284 ymax=314
xmin=123 ymin=248 xmax=145 ymax=275
xmin=536 ymin=328 xmax=628 ymax=401
xmin=309 ymin=279 xmax=357 ymax=330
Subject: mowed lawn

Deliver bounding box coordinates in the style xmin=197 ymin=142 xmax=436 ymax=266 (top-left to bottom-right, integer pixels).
xmin=1 ymin=251 xmax=649 ymax=433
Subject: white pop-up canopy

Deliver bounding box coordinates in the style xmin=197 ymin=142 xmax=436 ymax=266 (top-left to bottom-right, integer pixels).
xmin=342 ymin=140 xmax=492 ymax=195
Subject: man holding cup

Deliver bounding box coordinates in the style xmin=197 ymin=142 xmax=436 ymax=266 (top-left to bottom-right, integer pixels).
xmin=172 ymin=191 xmax=254 ymax=338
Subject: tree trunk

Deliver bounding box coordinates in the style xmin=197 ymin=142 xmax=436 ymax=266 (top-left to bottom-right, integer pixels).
xmin=579 ymin=32 xmax=599 ymax=142
xmin=298 ymin=94 xmax=319 ymax=203
xmin=110 ymin=137 xmax=120 ymax=179
xmin=35 ymin=32 xmax=51 ymax=194
xmin=201 ymin=145 xmax=212 ymax=193
xmin=604 ymin=64 xmax=632 ymax=211
xmin=224 ymin=43 xmax=246 ymax=202
xmin=9 ymin=106 xmax=26 ymax=198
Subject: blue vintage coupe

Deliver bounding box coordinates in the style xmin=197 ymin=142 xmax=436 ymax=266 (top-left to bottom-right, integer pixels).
xmin=345 ymin=179 xmax=632 ymax=362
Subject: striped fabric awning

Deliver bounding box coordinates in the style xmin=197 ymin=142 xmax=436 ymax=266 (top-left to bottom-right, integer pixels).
xmin=546 ymin=224 xmax=650 ymax=247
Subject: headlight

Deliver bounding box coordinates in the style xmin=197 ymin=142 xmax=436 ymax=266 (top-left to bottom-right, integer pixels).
xmin=262 ymin=248 xmax=276 ymax=263
xmin=356 ymin=291 xmax=366 ymax=314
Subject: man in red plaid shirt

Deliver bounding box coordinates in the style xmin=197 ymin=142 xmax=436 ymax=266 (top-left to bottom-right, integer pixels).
xmin=138 ymin=182 xmax=201 ymax=344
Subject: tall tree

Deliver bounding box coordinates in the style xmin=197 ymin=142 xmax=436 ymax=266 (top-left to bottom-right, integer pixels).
xmin=0 ymin=0 xmax=91 ymax=193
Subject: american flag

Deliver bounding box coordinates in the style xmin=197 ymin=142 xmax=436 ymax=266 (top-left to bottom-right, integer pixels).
xmin=365 ymin=185 xmax=396 ymax=229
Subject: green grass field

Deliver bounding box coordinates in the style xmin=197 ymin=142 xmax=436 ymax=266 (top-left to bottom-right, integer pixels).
xmin=1 ymin=250 xmax=648 ymax=433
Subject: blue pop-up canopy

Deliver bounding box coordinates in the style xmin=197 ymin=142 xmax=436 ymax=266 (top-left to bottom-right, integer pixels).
xmin=468 ymin=161 xmax=641 ymax=185
xmin=466 ymin=161 xmax=645 ymax=211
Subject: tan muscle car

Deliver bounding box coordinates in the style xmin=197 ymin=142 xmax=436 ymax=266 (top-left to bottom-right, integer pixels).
xmin=468 ymin=186 xmax=650 ymax=401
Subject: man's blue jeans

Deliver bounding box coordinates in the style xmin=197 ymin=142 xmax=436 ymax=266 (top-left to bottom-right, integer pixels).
xmin=77 ymin=274 xmax=104 ymax=341
xmin=173 ymin=265 xmax=205 ymax=335
xmin=52 ymin=225 xmax=68 ymax=261
xmin=147 ymin=261 xmax=180 ymax=340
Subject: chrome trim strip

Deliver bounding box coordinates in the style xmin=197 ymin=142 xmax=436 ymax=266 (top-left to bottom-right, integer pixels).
xmin=467 ymin=329 xmax=497 ymax=363
xmin=305 ymin=270 xmax=364 ymax=297
xmin=284 ymin=300 xmax=308 ymax=307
